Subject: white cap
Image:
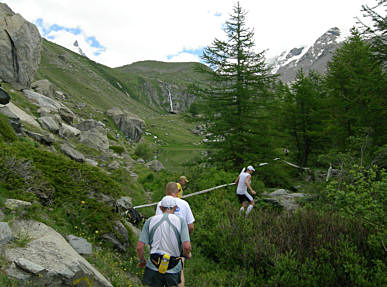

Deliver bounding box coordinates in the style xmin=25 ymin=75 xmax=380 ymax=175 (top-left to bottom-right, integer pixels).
xmin=160 ymin=196 xmax=177 ymax=208
xmin=247 ymin=165 xmax=255 ymax=171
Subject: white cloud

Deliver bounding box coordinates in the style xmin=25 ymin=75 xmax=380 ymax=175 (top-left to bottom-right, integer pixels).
xmin=0 ymin=0 xmax=377 ymax=67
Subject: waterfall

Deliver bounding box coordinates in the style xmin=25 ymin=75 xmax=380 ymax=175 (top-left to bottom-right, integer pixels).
xmin=166 ymin=85 xmax=174 ymax=112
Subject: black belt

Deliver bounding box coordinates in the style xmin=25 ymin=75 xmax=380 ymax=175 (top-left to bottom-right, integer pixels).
xmin=150 ymin=253 xmax=182 ymax=270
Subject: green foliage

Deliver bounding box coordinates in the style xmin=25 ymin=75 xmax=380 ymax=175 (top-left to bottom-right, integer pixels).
xmin=109 ymin=145 xmax=125 ymax=155
xmin=280 ymin=70 xmax=328 ymax=168
xmin=193 ymin=2 xmax=276 ymax=169
xmin=134 ymin=143 xmax=154 ymax=161
xmin=325 ymin=165 xmax=386 ymax=229
xmin=0 ymin=114 xmax=17 ymax=142
xmin=325 ymin=29 xmax=387 ymax=148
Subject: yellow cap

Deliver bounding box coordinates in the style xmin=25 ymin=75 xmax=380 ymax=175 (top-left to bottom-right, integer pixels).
xmin=179 ymin=175 xmax=189 ymax=182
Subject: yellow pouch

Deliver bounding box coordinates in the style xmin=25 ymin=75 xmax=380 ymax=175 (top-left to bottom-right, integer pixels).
xmin=158 ymin=253 xmax=170 ymax=274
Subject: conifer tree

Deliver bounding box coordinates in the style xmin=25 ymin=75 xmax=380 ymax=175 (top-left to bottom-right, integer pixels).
xmin=281 ymin=70 xmax=326 ymax=169
xmin=194 ymin=2 xmax=275 ymax=168
xmin=325 ymin=29 xmax=387 ymax=148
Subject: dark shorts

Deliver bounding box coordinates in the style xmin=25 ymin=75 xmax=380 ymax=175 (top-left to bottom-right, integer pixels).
xmin=237 ymin=194 xmax=253 ymax=204
xmin=143 ymin=267 xmax=181 ymax=287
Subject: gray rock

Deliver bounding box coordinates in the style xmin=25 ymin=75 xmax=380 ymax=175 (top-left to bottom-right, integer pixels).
xmin=79 ymin=129 xmax=109 ymax=151
xmin=0 ymin=102 xmax=40 ymax=128
xmin=0 ymin=86 xmax=10 ymax=104
xmin=269 ymin=189 xmax=289 ymax=196
xmin=0 ymin=3 xmax=42 ymax=88
xmin=38 ymin=116 xmax=61 ymax=133
xmin=108 ymin=160 xmax=120 ymax=170
xmin=85 ymin=158 xmax=98 ymax=167
xmin=0 ymin=210 xmax=4 ymax=221
xmin=113 ymin=221 xmax=129 ymax=244
xmin=115 ymin=197 xmax=133 ymax=216
xmin=146 ymin=160 xmax=165 ymax=172
xmin=5 ymin=220 xmax=113 ymax=286
xmin=25 ymin=130 xmax=54 ymax=145
xmin=5 ymin=199 xmax=31 ymax=210
xmin=76 ymin=119 xmax=105 ymax=132
xmin=66 ymin=235 xmax=92 ymax=255
xmin=58 ymin=107 xmax=75 ymax=124
xmin=60 ymin=143 xmax=85 ymax=162
xmin=14 ymin=258 xmax=46 ymax=274
xmin=23 ymin=90 xmax=62 ymax=114
xmin=105 ymin=108 xmax=145 ymax=142
xmin=31 ymin=79 xmax=55 ymax=99
xmin=102 ymin=233 xmax=126 ymax=252
xmin=58 ymin=123 xmax=80 ymax=138
xmin=0 ymin=222 xmax=13 ymax=246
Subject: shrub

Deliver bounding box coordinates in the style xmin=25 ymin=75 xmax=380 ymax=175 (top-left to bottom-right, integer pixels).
xmin=134 ymin=143 xmax=154 ymax=161
xmin=110 ymin=145 xmax=125 ymax=155
xmin=0 ymin=114 xmax=17 ymax=142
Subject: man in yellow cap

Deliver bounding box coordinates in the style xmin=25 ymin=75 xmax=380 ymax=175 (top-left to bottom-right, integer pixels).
xmin=176 ymin=176 xmax=188 ymax=199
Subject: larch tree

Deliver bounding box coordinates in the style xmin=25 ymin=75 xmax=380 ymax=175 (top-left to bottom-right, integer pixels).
xmin=193 ymin=2 xmax=276 ymax=169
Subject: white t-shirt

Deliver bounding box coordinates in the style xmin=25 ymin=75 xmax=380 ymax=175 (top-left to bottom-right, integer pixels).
xmin=236 ymin=172 xmax=251 ymax=195
xmin=156 ymin=197 xmax=195 ymax=225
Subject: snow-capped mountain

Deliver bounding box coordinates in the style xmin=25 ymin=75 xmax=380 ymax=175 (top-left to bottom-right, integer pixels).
xmin=269 ymin=27 xmax=345 ymax=83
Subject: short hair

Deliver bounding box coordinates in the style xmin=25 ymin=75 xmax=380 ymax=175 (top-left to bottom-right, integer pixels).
xmin=166 ymin=182 xmax=178 ymax=195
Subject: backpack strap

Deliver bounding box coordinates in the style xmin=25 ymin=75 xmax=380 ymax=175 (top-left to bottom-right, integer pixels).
xmin=149 ymin=214 xmax=181 ymax=246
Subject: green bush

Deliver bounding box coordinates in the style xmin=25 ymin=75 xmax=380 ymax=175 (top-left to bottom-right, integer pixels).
xmin=134 ymin=143 xmax=154 ymax=161
xmin=110 ymin=145 xmax=125 ymax=155
xmin=0 ymin=114 xmax=17 ymax=142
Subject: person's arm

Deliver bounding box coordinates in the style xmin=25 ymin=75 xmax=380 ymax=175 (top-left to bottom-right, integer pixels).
xmin=136 ymin=241 xmax=147 ymax=268
xmin=245 ymin=175 xmax=256 ymax=195
xmin=188 ymin=223 xmax=194 ymax=234
xmin=234 ymin=175 xmax=240 ymax=185
xmin=182 ymin=241 xmax=192 ymax=258
xmin=137 ymin=218 xmax=151 ymax=268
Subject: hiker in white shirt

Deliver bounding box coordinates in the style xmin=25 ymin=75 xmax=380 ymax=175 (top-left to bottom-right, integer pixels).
xmin=234 ymin=165 xmax=256 ymax=216
xmin=155 ymin=182 xmax=195 ymax=287
xmin=137 ymin=195 xmax=191 ymax=287
xmin=156 ymin=182 xmax=195 ymax=234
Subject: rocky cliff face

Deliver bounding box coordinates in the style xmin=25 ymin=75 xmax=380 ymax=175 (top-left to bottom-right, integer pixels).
xmin=0 ymin=3 xmax=42 ymax=89
xmin=269 ymin=27 xmax=343 ymax=83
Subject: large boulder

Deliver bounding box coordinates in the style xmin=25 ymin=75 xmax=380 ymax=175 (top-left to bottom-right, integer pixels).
xmin=60 ymin=143 xmax=85 ymax=162
xmin=0 ymin=102 xmax=40 ymax=128
xmin=0 ymin=3 xmax=41 ymax=88
xmin=0 ymin=86 xmax=10 ymax=104
xmin=31 ymin=79 xmax=56 ymax=99
xmin=79 ymin=129 xmax=109 ymax=151
xmin=77 ymin=119 xmax=109 ymax=151
xmin=105 ymin=107 xmax=145 ymax=142
xmin=4 ymin=220 xmax=113 ymax=287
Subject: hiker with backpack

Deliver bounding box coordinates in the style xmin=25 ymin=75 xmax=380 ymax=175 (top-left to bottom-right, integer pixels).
xmin=155 ymin=182 xmax=195 ymax=286
xmin=137 ymin=195 xmax=191 ymax=287
xmin=234 ymin=165 xmax=256 ymax=216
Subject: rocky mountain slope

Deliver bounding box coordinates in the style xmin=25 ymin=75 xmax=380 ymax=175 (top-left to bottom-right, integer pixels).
xmin=269 ymin=27 xmax=344 ymax=83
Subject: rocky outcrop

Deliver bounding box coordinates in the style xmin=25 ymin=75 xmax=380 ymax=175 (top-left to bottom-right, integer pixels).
xmin=0 ymin=86 xmax=10 ymax=104
xmin=270 ymin=27 xmax=343 ymax=83
xmin=0 ymin=3 xmax=42 ymax=88
xmin=146 ymin=159 xmax=165 ymax=172
xmin=31 ymin=79 xmax=56 ymax=99
xmin=4 ymin=220 xmax=113 ymax=287
xmin=60 ymin=143 xmax=85 ymax=162
xmin=263 ymin=189 xmax=309 ymax=212
xmin=105 ymin=107 xmax=145 ymax=142
xmin=77 ymin=120 xmax=109 ymax=151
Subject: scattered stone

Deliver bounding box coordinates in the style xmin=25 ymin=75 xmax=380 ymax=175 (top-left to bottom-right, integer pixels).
xmin=0 ymin=222 xmax=13 ymax=246
xmin=85 ymin=158 xmax=98 ymax=167
xmin=14 ymin=258 xmax=46 ymax=274
xmin=5 ymin=199 xmax=32 ymax=210
xmin=25 ymin=130 xmax=54 ymax=145
xmin=66 ymin=235 xmax=92 ymax=255
xmin=38 ymin=116 xmax=61 ymax=134
xmin=108 ymin=160 xmax=120 ymax=170
xmin=60 ymin=143 xmax=85 ymax=162
xmin=146 ymin=160 xmax=165 ymax=172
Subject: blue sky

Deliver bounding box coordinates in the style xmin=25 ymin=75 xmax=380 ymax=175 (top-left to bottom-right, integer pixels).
xmin=0 ymin=0 xmax=377 ymax=67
